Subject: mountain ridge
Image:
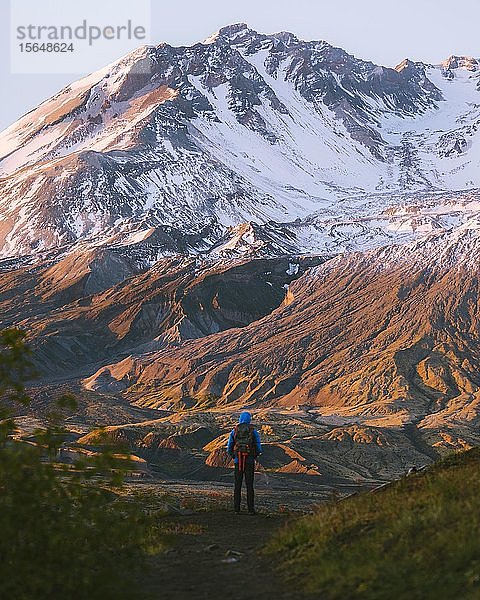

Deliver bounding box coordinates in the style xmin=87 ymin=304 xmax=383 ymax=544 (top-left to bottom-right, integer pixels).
xmin=0 ymin=24 xmax=479 ymax=260
xmin=82 ymin=227 xmax=480 ymax=429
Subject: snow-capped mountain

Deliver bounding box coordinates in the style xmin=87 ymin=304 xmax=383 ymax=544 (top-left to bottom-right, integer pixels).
xmin=0 ymin=23 xmax=479 ymax=260
xmin=3 ymin=26 xmax=480 ymax=478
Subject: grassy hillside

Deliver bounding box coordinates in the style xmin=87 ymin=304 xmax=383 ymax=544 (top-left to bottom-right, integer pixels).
xmin=267 ymin=448 xmax=480 ymax=600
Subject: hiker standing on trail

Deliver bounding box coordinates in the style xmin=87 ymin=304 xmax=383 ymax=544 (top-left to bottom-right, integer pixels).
xmin=227 ymin=411 xmax=262 ymax=515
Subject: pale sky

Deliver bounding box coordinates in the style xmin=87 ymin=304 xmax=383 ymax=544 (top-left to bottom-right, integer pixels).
xmin=1 ymin=0 xmax=479 ymax=131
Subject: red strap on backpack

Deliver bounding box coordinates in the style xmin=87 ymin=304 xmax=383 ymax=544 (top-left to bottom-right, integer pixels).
xmin=238 ymin=451 xmax=249 ymax=473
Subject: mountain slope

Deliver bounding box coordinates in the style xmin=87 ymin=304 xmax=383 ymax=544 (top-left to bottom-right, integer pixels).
xmin=85 ymin=227 xmax=480 ymax=434
xmin=0 ymin=243 xmax=322 ymax=377
xmin=268 ymin=447 xmax=480 ymax=599
xmin=0 ymin=25 xmax=479 ymax=259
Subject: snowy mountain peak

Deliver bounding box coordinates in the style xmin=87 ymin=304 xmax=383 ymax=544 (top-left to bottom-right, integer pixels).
xmin=395 ymin=58 xmax=415 ymax=72
xmin=0 ymin=25 xmax=479 ymax=261
xmin=217 ymin=22 xmax=250 ymax=36
xmin=441 ymin=55 xmax=479 ymax=71
xmin=394 ymin=58 xmax=433 ymax=75
xmin=202 ymin=23 xmax=251 ymax=45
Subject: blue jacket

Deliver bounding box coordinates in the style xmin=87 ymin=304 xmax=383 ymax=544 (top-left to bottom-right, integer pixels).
xmin=227 ymin=411 xmax=262 ymax=464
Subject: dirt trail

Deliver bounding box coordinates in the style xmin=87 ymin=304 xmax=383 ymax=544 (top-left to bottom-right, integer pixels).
xmin=143 ymin=511 xmax=309 ymax=599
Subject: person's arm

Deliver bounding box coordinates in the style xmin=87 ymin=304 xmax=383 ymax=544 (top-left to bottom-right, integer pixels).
xmin=227 ymin=429 xmax=235 ymax=457
xmin=253 ymin=429 xmax=262 ymax=456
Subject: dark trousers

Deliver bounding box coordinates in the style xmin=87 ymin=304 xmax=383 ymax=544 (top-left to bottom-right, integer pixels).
xmin=234 ymin=460 xmax=255 ymax=512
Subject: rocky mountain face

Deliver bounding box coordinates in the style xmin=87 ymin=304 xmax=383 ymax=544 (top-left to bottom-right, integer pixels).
xmin=0 ymin=24 xmax=479 ymax=260
xmin=72 ymin=227 xmax=480 ymax=482
xmin=85 ymin=228 xmax=480 ymax=428
xmin=0 ymin=242 xmax=322 ymax=378
xmin=1 ymin=25 xmax=480 ymax=486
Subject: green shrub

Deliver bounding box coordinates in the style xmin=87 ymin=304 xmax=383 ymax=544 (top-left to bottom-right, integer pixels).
xmin=0 ymin=329 xmax=164 ymax=599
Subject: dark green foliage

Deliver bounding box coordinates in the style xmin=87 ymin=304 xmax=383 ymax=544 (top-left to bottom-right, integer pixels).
xmin=0 ymin=329 xmax=36 ymax=444
xmin=267 ymin=448 xmax=480 ymax=599
xmin=0 ymin=329 xmax=164 ymax=599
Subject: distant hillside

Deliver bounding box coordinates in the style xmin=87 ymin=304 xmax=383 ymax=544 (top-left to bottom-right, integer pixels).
xmin=268 ymin=447 xmax=480 ymax=599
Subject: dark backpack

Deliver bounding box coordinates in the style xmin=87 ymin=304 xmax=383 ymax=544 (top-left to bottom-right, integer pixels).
xmin=233 ymin=423 xmax=254 ymax=455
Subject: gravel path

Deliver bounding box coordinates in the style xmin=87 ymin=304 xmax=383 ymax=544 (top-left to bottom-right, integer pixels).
xmin=142 ymin=511 xmax=309 ymax=599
